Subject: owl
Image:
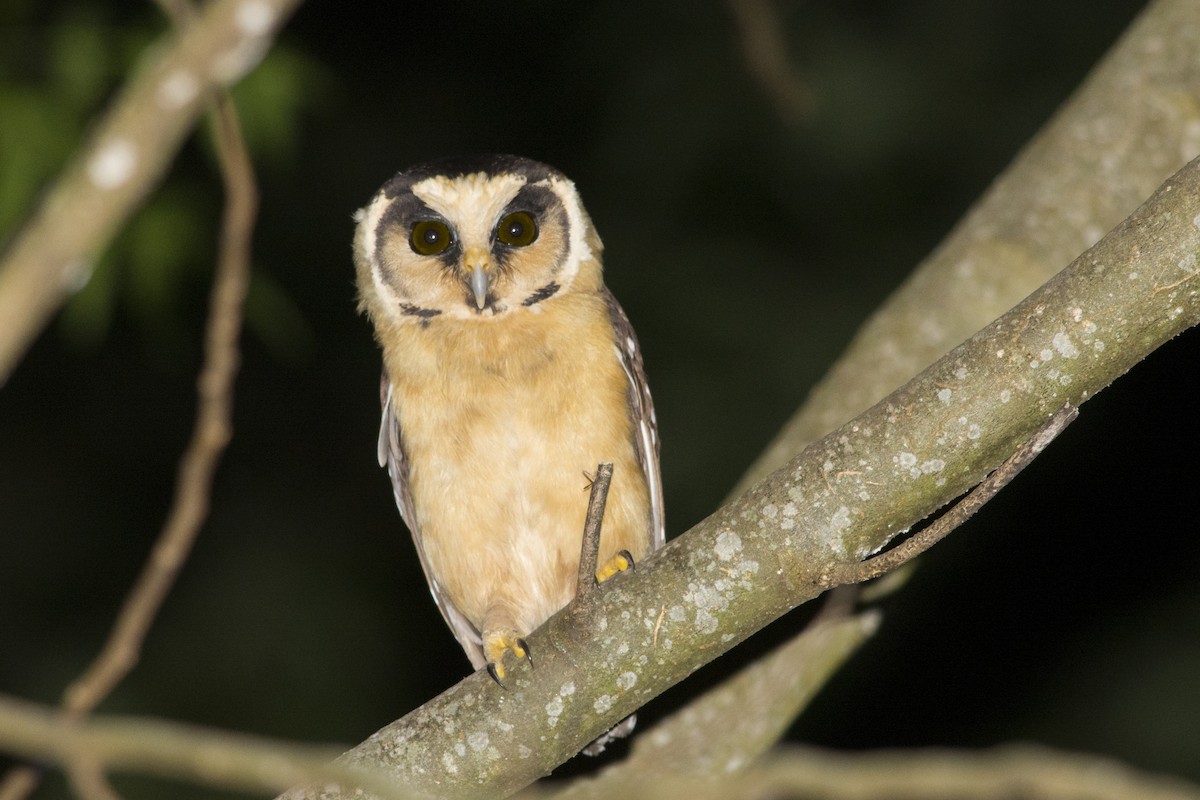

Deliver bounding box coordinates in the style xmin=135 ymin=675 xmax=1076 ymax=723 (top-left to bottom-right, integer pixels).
xmin=353 ymin=155 xmax=664 ymax=689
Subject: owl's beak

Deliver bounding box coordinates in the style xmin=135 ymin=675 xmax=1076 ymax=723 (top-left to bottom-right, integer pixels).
xmin=470 ymin=265 xmax=490 ymax=309
xmin=463 ymin=246 xmax=494 ymax=309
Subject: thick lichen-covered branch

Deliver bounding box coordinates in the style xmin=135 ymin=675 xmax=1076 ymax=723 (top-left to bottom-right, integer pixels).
xmin=546 ymin=611 xmax=882 ymax=799
xmin=733 ymin=0 xmax=1200 ymax=494
xmin=0 ymin=0 xmax=301 ymax=384
xmin=278 ymin=154 xmax=1200 ymax=800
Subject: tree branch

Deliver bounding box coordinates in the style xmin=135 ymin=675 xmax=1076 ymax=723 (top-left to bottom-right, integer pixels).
xmin=0 ymin=0 xmax=301 ymax=384
xmin=677 ymin=0 xmax=1200 ymax=773
xmin=0 ymin=694 xmax=413 ymax=800
xmin=1 ymin=7 xmax=264 ymax=798
xmin=821 ymin=403 xmax=1078 ymax=588
xmin=277 ymin=152 xmax=1200 ymax=799
xmin=61 ymin=88 xmax=256 ymax=721
xmin=732 ymin=0 xmax=1200 ymax=495
xmin=574 ymin=463 xmax=614 ymax=611
xmin=562 ymin=404 xmax=1077 ymax=795
xmin=546 ymin=611 xmax=881 ymax=799
xmin=526 ymin=744 xmax=1200 ymax=800
xmin=726 ymin=0 xmax=811 ymax=125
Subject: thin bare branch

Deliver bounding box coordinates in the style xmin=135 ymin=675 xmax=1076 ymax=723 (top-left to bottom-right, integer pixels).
xmin=62 ymin=91 xmax=256 ymax=718
xmin=821 ymin=403 xmax=1079 ymax=588
xmin=0 ymin=772 xmax=38 ymax=800
xmin=727 ymin=0 xmax=811 ymax=124
xmin=64 ymin=758 xmax=122 ymax=800
xmin=1 ymin=86 xmax=258 ymax=800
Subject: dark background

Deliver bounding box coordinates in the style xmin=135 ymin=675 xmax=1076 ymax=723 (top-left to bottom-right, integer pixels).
xmin=3 ymin=1 xmax=1198 ymax=797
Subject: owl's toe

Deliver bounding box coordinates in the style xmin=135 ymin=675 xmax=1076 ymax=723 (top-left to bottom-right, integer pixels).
xmin=483 ymin=631 xmax=533 ymax=688
xmin=595 ymin=549 xmax=635 ymax=584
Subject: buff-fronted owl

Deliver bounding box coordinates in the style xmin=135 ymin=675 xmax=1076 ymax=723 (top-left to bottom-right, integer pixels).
xmin=353 ymin=155 xmax=664 ymax=691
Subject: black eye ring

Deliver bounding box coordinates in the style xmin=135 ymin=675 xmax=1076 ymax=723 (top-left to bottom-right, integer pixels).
xmin=410 ymin=219 xmax=453 ymax=255
xmin=496 ymin=211 xmax=538 ymax=247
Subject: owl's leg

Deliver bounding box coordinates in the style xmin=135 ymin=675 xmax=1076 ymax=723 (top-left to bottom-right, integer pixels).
xmin=481 ymin=607 xmax=534 ymax=687
xmin=595 ymin=549 xmax=634 ymax=584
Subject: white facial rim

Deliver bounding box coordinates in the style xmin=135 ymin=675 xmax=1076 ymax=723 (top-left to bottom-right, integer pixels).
xmin=356 ymin=191 xmax=404 ymax=311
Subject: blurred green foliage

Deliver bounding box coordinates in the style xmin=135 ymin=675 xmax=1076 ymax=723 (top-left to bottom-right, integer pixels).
xmin=0 ymin=2 xmax=325 ymax=360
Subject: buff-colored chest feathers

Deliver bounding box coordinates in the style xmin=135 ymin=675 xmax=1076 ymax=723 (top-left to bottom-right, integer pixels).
xmin=381 ymin=291 xmax=651 ymax=630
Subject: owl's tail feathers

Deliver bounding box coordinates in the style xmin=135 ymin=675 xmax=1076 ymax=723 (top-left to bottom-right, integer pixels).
xmin=581 ymin=713 xmax=637 ymax=756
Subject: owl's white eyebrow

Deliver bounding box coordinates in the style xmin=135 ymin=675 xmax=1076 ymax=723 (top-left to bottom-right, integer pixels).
xmin=410 ymin=173 xmax=528 ymax=235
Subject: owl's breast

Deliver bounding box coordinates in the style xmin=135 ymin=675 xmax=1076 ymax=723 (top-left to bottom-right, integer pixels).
xmin=382 ymin=291 xmax=650 ymax=631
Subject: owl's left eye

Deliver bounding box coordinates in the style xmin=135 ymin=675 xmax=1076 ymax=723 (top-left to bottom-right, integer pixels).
xmin=410 ymin=220 xmax=453 ymax=256
xmin=496 ymin=211 xmax=538 ymax=247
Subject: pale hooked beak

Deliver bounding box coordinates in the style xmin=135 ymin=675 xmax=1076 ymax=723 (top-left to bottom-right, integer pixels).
xmin=470 ymin=265 xmax=490 ymax=309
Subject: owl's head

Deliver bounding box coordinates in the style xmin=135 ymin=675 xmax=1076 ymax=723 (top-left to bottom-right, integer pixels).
xmin=354 ymin=155 xmax=604 ymax=326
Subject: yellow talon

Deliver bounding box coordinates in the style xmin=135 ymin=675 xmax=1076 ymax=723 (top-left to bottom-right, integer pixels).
xmin=595 ymin=549 xmax=635 ymax=583
xmin=483 ymin=632 xmax=532 ymax=688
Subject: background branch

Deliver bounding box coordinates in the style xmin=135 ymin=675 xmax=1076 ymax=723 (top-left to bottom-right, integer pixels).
xmin=60 ymin=88 xmax=256 ymax=722
xmin=727 ymin=0 xmax=811 ymax=126
xmin=0 ymin=694 xmax=411 ymax=800
xmin=1 ymin=6 xmax=263 ymax=799
xmin=532 ymin=745 xmax=1200 ymax=800
xmin=732 ymin=0 xmax=1200 ymax=494
xmin=0 ymin=0 xmax=300 ymax=384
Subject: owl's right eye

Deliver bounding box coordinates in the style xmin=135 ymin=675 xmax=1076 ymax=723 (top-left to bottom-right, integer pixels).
xmin=410 ymin=220 xmax=453 ymax=255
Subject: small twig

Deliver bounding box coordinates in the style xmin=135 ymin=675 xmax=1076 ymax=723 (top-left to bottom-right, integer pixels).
xmin=0 ymin=768 xmax=40 ymax=800
xmin=65 ymin=757 xmax=122 ymax=800
xmin=821 ymin=404 xmax=1079 ymax=589
xmin=573 ymin=462 xmax=614 ymax=618
xmin=151 ymin=0 xmax=194 ymax=25
xmin=727 ymin=0 xmax=811 ymax=125
xmin=62 ymin=92 xmax=256 ymax=716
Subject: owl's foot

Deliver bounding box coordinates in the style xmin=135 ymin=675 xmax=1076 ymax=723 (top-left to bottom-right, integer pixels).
xmin=595 ymin=549 xmax=635 ymax=584
xmin=483 ymin=631 xmax=532 ymax=688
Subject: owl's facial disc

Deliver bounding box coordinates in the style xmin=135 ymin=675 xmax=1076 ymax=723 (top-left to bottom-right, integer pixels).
xmin=357 ymin=158 xmax=596 ymax=324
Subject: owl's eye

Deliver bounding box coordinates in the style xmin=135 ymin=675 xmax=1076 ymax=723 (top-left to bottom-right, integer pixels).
xmin=496 ymin=211 xmax=538 ymax=247
xmin=410 ymin=220 xmax=453 ymax=255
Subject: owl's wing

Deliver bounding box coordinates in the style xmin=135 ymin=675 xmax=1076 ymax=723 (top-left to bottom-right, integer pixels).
xmin=378 ymin=371 xmax=488 ymax=669
xmin=603 ymin=288 xmax=666 ymax=552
